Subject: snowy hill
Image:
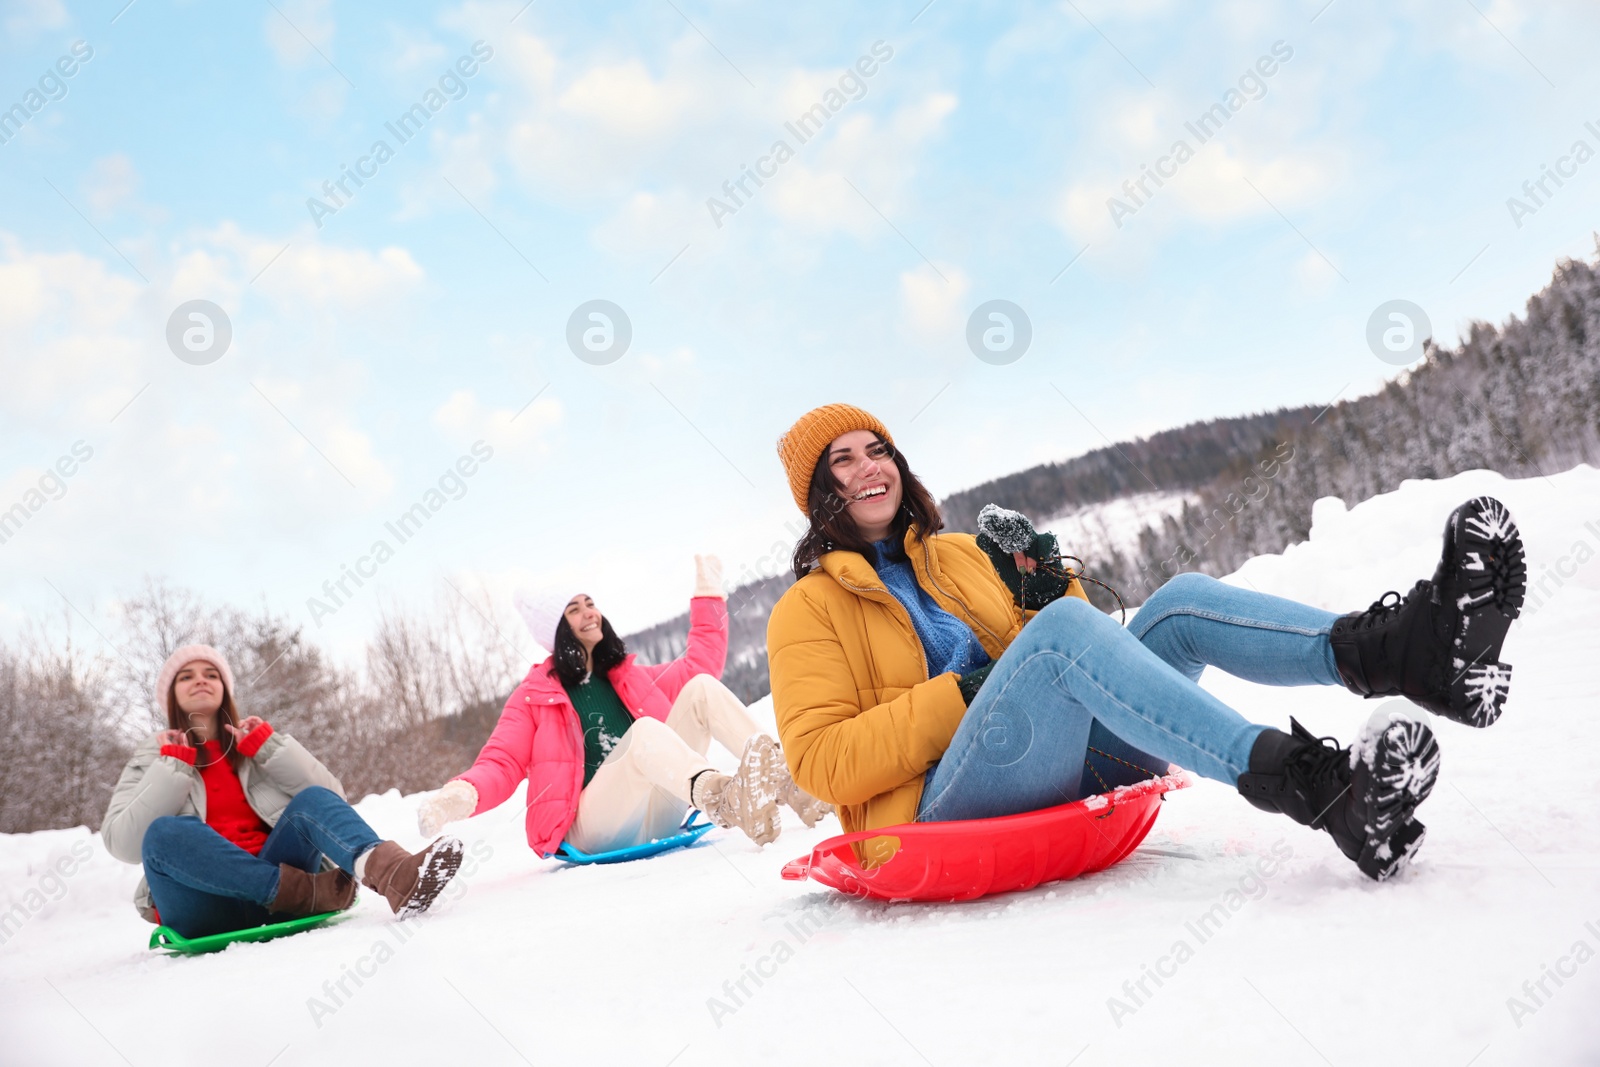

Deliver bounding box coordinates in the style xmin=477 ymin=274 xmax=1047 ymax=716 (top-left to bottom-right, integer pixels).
xmin=3 ymin=467 xmax=1598 ymax=1067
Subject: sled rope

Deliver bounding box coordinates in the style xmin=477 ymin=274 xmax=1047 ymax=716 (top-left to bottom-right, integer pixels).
xmin=1022 ymin=554 xmax=1129 ymax=624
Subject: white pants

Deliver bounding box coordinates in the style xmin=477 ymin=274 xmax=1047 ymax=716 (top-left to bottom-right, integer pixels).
xmin=565 ymin=674 xmax=763 ymax=853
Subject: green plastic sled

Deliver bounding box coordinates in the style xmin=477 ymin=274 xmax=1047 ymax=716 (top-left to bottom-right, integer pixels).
xmin=148 ymin=911 xmax=348 ymax=956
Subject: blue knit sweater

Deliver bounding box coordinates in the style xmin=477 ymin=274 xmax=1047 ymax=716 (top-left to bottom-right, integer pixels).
xmin=868 ymin=539 xmax=991 ymax=679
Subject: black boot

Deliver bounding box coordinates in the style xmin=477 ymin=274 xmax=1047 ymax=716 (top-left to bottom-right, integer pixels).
xmin=1329 ymin=496 xmax=1527 ymax=727
xmin=1237 ymin=710 xmax=1440 ymax=881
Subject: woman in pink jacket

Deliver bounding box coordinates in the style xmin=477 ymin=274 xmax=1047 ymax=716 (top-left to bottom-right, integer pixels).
xmin=418 ymin=555 xmax=829 ymax=851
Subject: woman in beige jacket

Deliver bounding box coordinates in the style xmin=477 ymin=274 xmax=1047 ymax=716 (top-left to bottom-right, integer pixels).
xmin=103 ymin=644 xmax=462 ymax=937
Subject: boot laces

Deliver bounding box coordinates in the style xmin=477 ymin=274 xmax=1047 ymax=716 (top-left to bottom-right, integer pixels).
xmin=1351 ymin=581 xmax=1426 ymax=632
xmin=1285 ymin=727 xmax=1352 ymax=826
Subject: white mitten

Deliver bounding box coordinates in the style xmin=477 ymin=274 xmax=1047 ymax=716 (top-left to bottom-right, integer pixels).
xmin=417 ymin=779 xmax=479 ymax=837
xmin=692 ymin=554 xmax=725 ymax=599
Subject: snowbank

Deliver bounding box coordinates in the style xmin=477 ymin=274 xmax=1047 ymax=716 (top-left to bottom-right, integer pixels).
xmin=4 ymin=467 xmax=1598 ymax=1066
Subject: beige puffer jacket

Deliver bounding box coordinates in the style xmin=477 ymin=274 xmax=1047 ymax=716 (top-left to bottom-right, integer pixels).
xmin=101 ymin=729 xmax=345 ymax=921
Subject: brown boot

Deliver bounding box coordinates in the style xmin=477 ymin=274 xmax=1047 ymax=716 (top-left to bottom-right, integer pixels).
xmin=267 ymin=864 xmax=357 ymax=919
xmin=359 ymin=838 xmax=464 ymax=918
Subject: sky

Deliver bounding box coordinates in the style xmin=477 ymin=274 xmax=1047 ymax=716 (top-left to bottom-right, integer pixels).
xmin=2 ymin=0 xmax=1598 ymax=661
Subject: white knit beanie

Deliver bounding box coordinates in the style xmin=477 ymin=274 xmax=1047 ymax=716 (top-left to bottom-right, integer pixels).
xmin=154 ymin=644 xmax=236 ymax=715
xmin=513 ymin=587 xmax=581 ymax=653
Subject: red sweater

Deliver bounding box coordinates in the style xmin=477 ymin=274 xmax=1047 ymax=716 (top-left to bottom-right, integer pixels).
xmin=160 ymin=724 xmax=275 ymax=855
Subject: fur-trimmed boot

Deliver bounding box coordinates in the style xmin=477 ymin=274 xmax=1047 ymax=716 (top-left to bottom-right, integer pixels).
xmin=1329 ymin=496 xmax=1526 ymax=727
xmin=1237 ymin=708 xmax=1440 ymax=881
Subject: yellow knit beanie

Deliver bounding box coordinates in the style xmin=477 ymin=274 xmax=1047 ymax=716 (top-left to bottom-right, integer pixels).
xmin=776 ymin=403 xmax=894 ymax=512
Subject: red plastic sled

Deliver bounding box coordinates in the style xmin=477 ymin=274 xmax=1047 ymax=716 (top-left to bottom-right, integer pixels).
xmin=780 ymin=773 xmax=1189 ymax=902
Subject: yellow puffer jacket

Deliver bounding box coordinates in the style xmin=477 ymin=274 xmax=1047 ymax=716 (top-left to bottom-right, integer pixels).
xmin=768 ymin=526 xmax=1088 ymax=854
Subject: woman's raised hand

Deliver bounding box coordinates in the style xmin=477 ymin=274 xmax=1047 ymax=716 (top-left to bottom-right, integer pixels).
xmin=224 ymin=716 xmax=266 ymax=741
xmin=693 ymin=554 xmax=725 ymax=599
xmin=157 ymin=729 xmax=189 ymax=748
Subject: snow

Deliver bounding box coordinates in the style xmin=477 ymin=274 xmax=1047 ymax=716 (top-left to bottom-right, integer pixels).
xmin=1040 ymin=490 xmax=1196 ymax=561
xmin=5 ymin=467 xmax=1600 ymax=1066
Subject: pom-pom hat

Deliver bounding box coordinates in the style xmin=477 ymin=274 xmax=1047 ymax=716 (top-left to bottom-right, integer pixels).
xmin=776 ymin=404 xmax=894 ymax=512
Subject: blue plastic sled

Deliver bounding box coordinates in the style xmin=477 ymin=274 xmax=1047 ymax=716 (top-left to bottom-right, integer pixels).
xmin=553 ymin=812 xmax=714 ymax=865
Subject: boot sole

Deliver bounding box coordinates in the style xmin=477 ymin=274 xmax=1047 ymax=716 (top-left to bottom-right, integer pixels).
xmin=1354 ymin=710 xmax=1440 ymax=881
xmin=1435 ymin=496 xmax=1526 ymax=727
xmin=736 ymin=736 xmax=784 ymax=845
xmin=399 ymin=837 xmax=464 ymax=919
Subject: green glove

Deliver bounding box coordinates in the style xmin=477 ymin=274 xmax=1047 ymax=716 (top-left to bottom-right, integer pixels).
xmin=975 ymin=504 xmax=1075 ymax=610
xmin=957 ymin=663 xmax=994 ymax=706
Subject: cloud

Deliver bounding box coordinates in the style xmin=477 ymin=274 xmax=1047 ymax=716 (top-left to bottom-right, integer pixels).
xmin=82 ymin=154 xmax=140 ymax=217
xmin=433 ymin=388 xmax=563 ymax=453
xmin=900 ymin=262 xmax=970 ymax=341
xmin=4 ymin=0 xmax=66 ymax=39
xmin=558 ymin=59 xmax=698 ymax=135
xmin=263 ymin=0 xmax=337 ymax=68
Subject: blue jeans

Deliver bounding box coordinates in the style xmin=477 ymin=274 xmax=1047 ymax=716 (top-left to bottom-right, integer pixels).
xmin=142 ymin=785 xmax=383 ymax=937
xmin=917 ymin=573 xmax=1341 ymax=822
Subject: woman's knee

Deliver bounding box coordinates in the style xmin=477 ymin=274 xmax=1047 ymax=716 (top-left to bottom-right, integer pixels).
xmin=1144 ymin=571 xmax=1214 ymax=610
xmin=616 ymin=716 xmax=678 ymax=758
xmin=678 ymin=673 xmax=729 ymax=702
xmin=1021 ymin=595 xmax=1116 ymax=654
xmin=1131 ymin=572 xmax=1216 ymax=635
xmin=141 ymin=815 xmax=198 ymax=860
xmin=284 ymin=785 xmax=338 ymax=813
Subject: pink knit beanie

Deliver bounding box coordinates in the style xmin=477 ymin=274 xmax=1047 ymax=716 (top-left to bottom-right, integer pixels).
xmin=154 ymin=644 xmax=235 ymax=714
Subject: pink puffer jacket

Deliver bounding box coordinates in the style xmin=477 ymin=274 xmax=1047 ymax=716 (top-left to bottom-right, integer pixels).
xmin=455 ymin=597 xmax=728 ymax=855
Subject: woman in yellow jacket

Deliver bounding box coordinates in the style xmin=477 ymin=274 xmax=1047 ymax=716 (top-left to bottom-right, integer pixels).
xmin=767 ymin=405 xmax=1524 ymax=881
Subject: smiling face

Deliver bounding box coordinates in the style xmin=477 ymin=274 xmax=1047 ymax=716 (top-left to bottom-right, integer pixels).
xmin=563 ymin=595 xmax=604 ymax=652
xmin=172 ymin=660 xmax=225 ymax=731
xmin=826 ymin=429 xmax=902 ymax=542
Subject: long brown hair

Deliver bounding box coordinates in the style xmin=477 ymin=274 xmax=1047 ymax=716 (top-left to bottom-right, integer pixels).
xmin=166 ymin=672 xmax=245 ymax=772
xmin=791 ymin=433 xmax=944 ymax=578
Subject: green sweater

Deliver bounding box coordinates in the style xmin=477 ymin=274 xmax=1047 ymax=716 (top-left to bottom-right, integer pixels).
xmin=564 ymin=671 xmax=638 ymax=787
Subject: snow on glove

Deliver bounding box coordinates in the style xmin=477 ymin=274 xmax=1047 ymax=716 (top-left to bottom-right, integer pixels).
xmin=418 ymin=779 xmax=478 ymax=837
xmin=692 ymin=554 xmax=725 ymax=599
xmin=975 ymin=504 xmax=1075 ymax=610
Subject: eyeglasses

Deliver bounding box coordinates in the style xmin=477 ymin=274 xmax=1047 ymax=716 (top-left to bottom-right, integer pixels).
xmin=828 ymin=440 xmax=895 ymax=474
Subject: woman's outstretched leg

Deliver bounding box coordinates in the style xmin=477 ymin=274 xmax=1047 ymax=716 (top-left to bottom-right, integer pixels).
xmin=665 ymin=674 xmax=832 ymax=828
xmin=1128 ymin=571 xmax=1341 ymax=686
xmin=1132 ymin=496 xmax=1528 ymax=729
xmin=918 ymin=597 xmax=1440 ymax=880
